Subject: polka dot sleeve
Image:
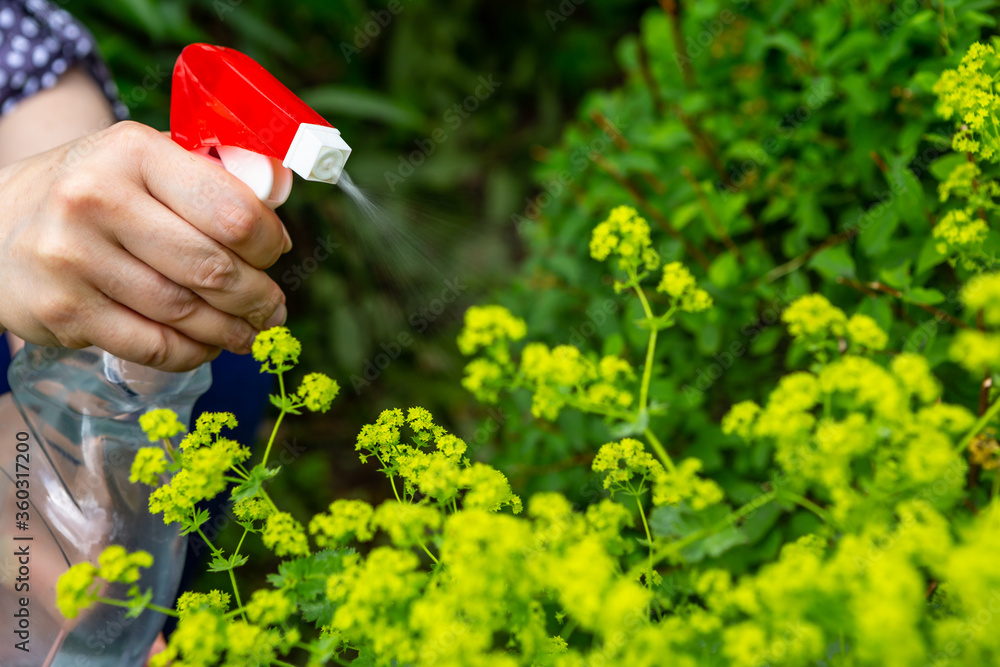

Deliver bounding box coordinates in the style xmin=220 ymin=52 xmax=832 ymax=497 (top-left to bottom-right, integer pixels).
xmin=0 ymin=0 xmax=127 ymax=120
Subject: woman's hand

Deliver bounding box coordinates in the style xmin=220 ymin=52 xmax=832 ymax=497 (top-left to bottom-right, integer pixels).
xmin=0 ymin=119 xmax=291 ymax=371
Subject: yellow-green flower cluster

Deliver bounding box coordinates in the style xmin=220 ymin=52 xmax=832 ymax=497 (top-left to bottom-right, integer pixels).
xmin=245 ymin=589 xmax=294 ymax=626
xmin=373 ymin=501 xmax=442 ymax=547
xmin=589 ymin=205 xmax=660 ymax=274
xmin=657 ymin=261 xmax=713 ymax=312
xmin=177 ymin=590 xmax=230 ymax=617
xmin=139 ymin=409 xmax=250 ymax=524
xmin=934 ymin=42 xmax=1000 ymax=159
xmin=457 ymin=305 xmax=527 ymax=357
xmin=147 ymin=437 xmax=251 ymax=524
xmin=592 ymin=438 xmax=662 ymax=491
xmin=518 ymin=343 xmax=635 ymax=420
xmin=129 ymin=447 xmax=166 ymax=485
xmin=723 ymin=352 xmax=968 ymax=525
xmin=355 ymin=408 xmax=521 ymax=514
xmin=263 ymin=511 xmax=311 ymax=558
xmin=846 ymin=313 xmax=888 ymax=351
xmin=55 ymin=546 xmax=153 ymax=619
xmin=149 ymin=606 xmax=296 ymax=667
xmin=252 ymin=326 xmax=302 ymax=373
xmin=782 ymin=294 xmax=847 ymax=347
xmin=295 ymin=372 xmax=340 ymax=412
xmin=55 ymin=562 xmax=99 ymax=619
xmin=961 ymin=272 xmax=1000 ymax=326
xmin=593 ymin=438 xmax=722 ymax=509
xmin=721 ymin=400 xmax=761 ymax=439
xmin=308 ymin=499 xmax=375 ymax=547
xmin=949 ymin=330 xmax=1000 ymax=374
xmin=139 ymin=408 xmax=186 ymax=441
xmin=933 ymin=209 xmax=988 ymax=265
xmin=938 ymin=162 xmax=1000 ymax=208
xmin=653 ymin=458 xmax=724 ymax=510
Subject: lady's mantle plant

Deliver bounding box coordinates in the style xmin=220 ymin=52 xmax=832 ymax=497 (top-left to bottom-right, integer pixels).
xmin=54 ymin=38 xmax=1000 ymax=667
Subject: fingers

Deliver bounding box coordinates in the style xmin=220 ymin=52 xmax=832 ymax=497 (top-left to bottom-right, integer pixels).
xmin=73 ymin=294 xmax=220 ymax=372
xmin=91 ymin=250 xmax=258 ymax=354
xmin=104 ymin=190 xmax=287 ymax=331
xmin=121 ymin=123 xmax=290 ymax=268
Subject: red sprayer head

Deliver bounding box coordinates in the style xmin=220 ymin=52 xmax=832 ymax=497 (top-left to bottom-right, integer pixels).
xmin=170 ymin=43 xmax=352 ymax=206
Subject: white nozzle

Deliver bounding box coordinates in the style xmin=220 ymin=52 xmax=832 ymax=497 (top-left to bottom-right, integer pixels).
xmin=283 ymin=123 xmax=352 ymax=185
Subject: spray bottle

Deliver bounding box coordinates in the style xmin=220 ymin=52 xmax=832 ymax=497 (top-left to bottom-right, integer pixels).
xmin=0 ymin=43 xmax=351 ymax=666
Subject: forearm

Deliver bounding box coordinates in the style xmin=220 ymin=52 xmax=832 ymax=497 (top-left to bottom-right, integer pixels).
xmin=0 ymin=67 xmax=115 ymax=169
xmin=0 ymin=67 xmax=116 ymax=349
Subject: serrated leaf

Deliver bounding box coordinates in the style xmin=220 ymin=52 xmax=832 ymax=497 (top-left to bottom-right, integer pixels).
xmin=268 ymin=549 xmax=353 ymax=626
xmin=207 ymin=553 xmax=249 ymax=573
xmin=231 ymin=464 xmax=281 ymax=503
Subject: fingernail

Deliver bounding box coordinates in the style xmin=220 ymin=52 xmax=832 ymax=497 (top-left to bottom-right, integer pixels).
xmin=264 ymin=303 xmax=287 ymax=330
xmin=282 ymin=227 xmax=293 ymax=253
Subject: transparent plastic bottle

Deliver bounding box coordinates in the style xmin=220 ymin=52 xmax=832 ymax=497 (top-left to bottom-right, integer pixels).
xmin=0 ymin=343 xmax=210 ymax=666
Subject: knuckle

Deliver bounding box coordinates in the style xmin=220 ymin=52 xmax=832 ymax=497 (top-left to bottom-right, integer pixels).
xmin=245 ymin=285 xmax=283 ymax=329
xmin=107 ymin=120 xmax=154 ymax=148
xmin=162 ymin=285 xmax=200 ymax=323
xmin=192 ymin=250 xmax=239 ymax=293
xmin=133 ymin=331 xmax=171 ymax=369
xmin=223 ymin=319 xmax=255 ymax=353
xmin=49 ymin=170 xmax=107 ymax=215
xmin=213 ymin=197 xmax=259 ymax=247
xmin=36 ymin=295 xmax=78 ymax=330
xmin=35 ymin=235 xmax=84 ymax=273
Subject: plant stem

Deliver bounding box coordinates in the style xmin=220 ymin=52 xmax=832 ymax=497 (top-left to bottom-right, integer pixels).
xmin=956 ymin=396 xmax=1000 ymax=453
xmin=636 ymin=490 xmax=777 ymax=576
xmin=632 ymin=283 xmax=662 ymax=416
xmin=260 ymin=373 xmax=288 ymax=467
xmin=94 ymin=596 xmax=178 ymax=618
xmin=229 ymin=569 xmax=247 ymax=621
xmin=777 ymin=489 xmax=833 ymax=525
xmin=644 ymin=428 xmax=675 ymax=472
xmin=635 ymin=495 xmax=655 ymax=585
xmin=418 ymin=542 xmax=440 ymax=565
xmin=260 ymin=410 xmax=287 ymax=468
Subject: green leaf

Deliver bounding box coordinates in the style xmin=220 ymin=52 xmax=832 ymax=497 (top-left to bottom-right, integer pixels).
xmin=268 ymin=549 xmax=353 ymax=625
xmin=650 ymin=503 xmax=747 ymax=563
xmin=905 ymin=287 xmax=946 ymax=306
xmin=300 ymin=87 xmax=425 ymax=129
xmin=808 ymin=244 xmax=856 ymax=281
xmin=231 ymin=465 xmax=281 ymax=503
xmin=208 ymin=553 xmax=249 ymax=573
xmin=708 ymin=253 xmax=742 ymax=289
